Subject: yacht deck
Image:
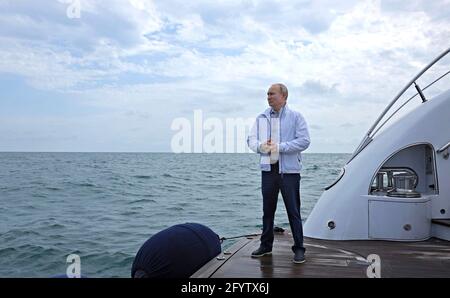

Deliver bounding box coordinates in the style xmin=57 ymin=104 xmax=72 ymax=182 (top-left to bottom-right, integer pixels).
xmin=191 ymin=230 xmax=450 ymax=278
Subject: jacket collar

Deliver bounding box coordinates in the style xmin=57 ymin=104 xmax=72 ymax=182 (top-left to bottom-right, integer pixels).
xmin=263 ymin=104 xmax=289 ymax=118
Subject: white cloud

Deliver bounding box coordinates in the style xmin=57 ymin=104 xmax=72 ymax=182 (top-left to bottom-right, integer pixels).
xmin=1 ymin=0 xmax=449 ymax=152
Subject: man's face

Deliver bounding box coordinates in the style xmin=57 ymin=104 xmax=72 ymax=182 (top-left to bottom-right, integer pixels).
xmin=267 ymin=85 xmax=286 ymax=111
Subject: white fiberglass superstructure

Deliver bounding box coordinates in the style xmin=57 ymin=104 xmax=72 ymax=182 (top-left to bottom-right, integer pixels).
xmin=305 ymin=48 xmax=450 ymax=241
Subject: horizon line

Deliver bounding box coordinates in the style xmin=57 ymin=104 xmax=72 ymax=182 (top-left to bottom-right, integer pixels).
xmin=0 ymin=151 xmax=352 ymax=154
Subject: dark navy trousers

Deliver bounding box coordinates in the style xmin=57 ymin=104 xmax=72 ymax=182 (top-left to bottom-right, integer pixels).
xmin=260 ymin=163 xmax=305 ymax=254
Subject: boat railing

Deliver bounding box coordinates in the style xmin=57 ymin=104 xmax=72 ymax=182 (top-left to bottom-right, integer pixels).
xmin=348 ymin=47 xmax=450 ymax=164
xmin=437 ymin=141 xmax=450 ymax=160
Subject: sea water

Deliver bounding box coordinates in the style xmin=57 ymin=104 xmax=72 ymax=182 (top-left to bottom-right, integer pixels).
xmin=0 ymin=152 xmax=349 ymax=277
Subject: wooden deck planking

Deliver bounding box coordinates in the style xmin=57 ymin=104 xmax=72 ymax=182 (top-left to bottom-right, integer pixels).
xmin=191 ymin=230 xmax=450 ymax=278
xmin=190 ymin=237 xmax=254 ymax=278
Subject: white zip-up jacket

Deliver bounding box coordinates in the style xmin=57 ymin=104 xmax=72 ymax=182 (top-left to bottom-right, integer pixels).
xmin=247 ymin=105 xmax=310 ymax=173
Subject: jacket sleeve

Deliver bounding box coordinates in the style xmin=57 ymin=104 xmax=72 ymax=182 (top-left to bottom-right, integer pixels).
xmin=278 ymin=113 xmax=310 ymax=153
xmin=247 ymin=118 xmax=261 ymax=153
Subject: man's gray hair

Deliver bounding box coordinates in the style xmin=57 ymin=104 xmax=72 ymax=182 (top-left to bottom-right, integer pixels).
xmin=277 ymin=83 xmax=288 ymax=100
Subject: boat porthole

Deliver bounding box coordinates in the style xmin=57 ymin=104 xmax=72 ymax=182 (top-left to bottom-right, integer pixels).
xmin=440 ymin=209 xmax=446 ymax=215
xmin=327 ymin=220 xmax=336 ymax=230
xmin=403 ymin=224 xmax=412 ymax=231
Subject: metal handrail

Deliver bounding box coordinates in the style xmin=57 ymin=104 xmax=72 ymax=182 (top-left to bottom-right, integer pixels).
xmin=437 ymin=141 xmax=450 ymax=153
xmin=371 ymin=69 xmax=450 ymax=137
xmin=348 ymin=47 xmax=450 ymax=164
xmin=437 ymin=142 xmax=450 ymax=160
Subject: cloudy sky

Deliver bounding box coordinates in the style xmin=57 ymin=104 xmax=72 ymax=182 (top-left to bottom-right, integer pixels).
xmin=0 ymin=0 xmax=449 ymax=153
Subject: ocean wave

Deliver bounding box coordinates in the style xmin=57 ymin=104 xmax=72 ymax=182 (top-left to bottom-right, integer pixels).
xmin=330 ymin=169 xmax=341 ymax=175
xmin=32 ymin=193 xmax=47 ymax=198
xmin=133 ymin=175 xmax=154 ymax=179
xmin=120 ymin=211 xmax=140 ymax=216
xmin=2 ymin=186 xmax=25 ymax=192
xmin=166 ymin=206 xmax=184 ymax=211
xmin=47 ymin=223 xmax=66 ymax=230
xmin=45 ymin=186 xmax=62 ymax=191
xmin=160 ymin=184 xmax=179 ymax=191
xmin=231 ymin=201 xmax=249 ymax=205
xmin=218 ymin=209 xmax=234 ymax=213
xmin=66 ymin=181 xmax=99 ymax=188
xmin=0 ymin=247 xmax=17 ymax=257
xmin=1 ymin=229 xmax=42 ymax=239
xmin=128 ymin=198 xmax=157 ymax=204
xmin=107 ymin=176 xmax=121 ymax=181
xmin=224 ymin=182 xmax=250 ymax=187
xmin=142 ymin=193 xmax=156 ymax=197
xmin=161 ymin=174 xmax=191 ymax=181
xmin=307 ymin=165 xmax=320 ymax=170
xmin=14 ymin=244 xmax=62 ymax=258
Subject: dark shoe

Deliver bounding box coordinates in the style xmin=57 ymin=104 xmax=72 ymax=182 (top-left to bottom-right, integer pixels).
xmin=251 ymin=247 xmax=272 ymax=258
xmin=293 ymin=250 xmax=305 ymax=264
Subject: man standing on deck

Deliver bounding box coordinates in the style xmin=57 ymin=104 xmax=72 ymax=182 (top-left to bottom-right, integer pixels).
xmin=247 ymin=83 xmax=310 ymax=264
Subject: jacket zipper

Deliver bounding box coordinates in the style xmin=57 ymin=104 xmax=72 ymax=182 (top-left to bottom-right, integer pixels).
xmin=263 ymin=106 xmax=285 ymax=176
xmin=280 ymin=107 xmax=284 ymax=177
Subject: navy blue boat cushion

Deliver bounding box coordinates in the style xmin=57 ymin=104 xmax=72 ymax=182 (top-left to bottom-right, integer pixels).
xmin=131 ymin=223 xmax=221 ymax=278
